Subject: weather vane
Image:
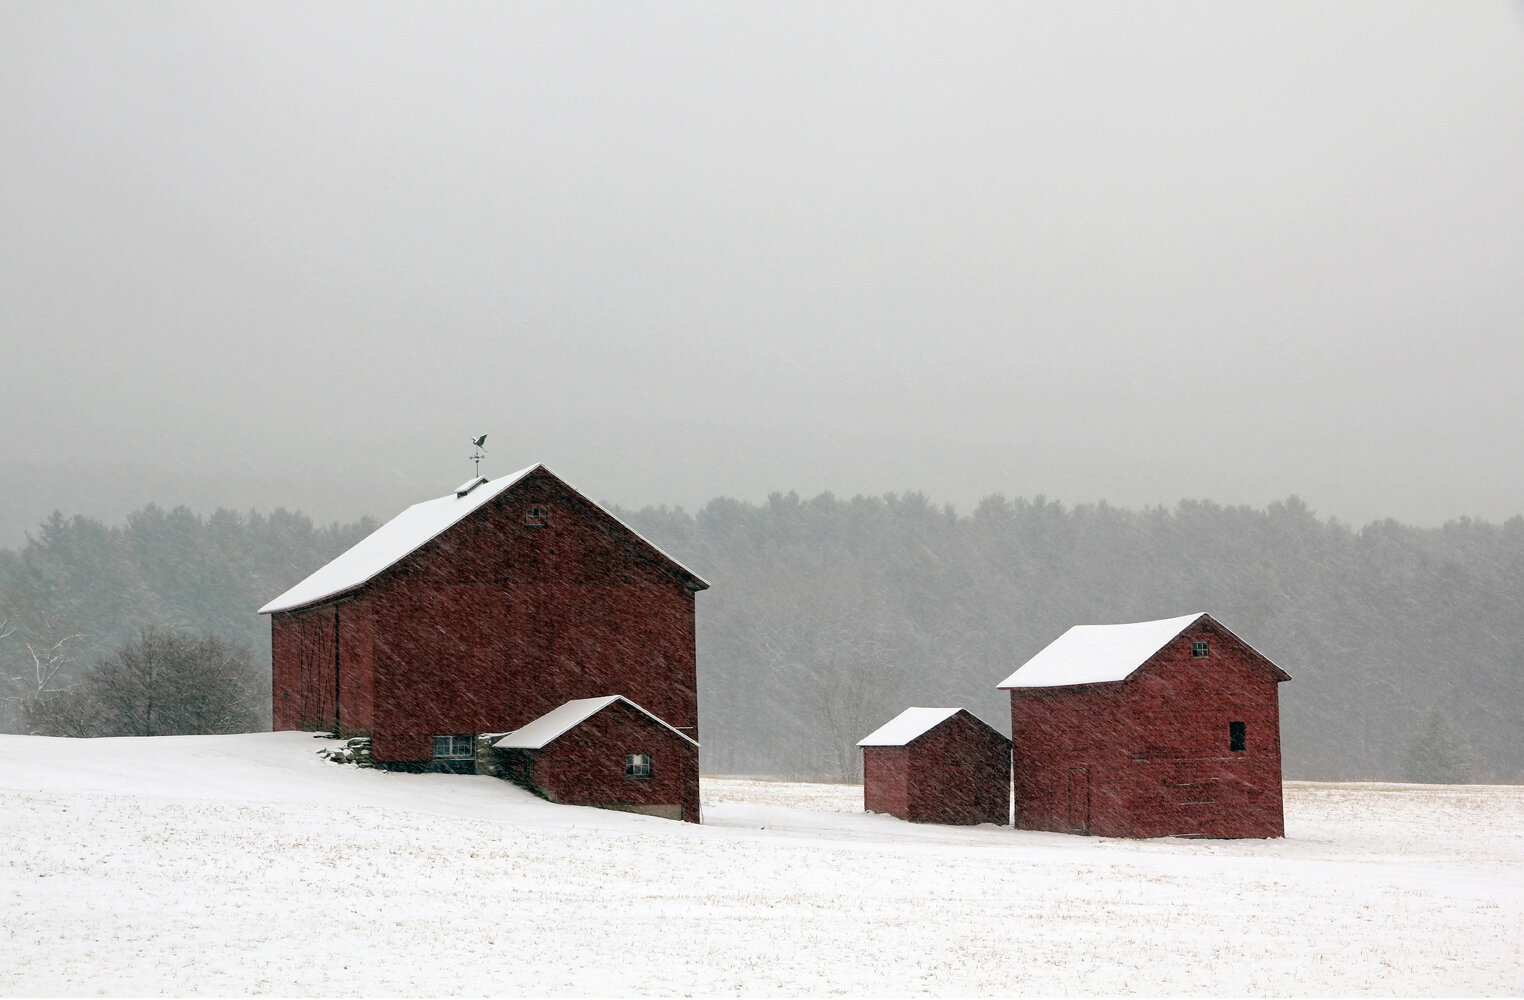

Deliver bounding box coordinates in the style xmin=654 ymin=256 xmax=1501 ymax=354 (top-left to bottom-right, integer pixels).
xmin=470 ymin=434 xmax=487 ymax=477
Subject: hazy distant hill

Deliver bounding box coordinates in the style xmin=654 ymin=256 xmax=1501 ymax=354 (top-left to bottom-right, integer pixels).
xmin=0 ymin=461 xmax=397 ymax=549
xmin=619 ymin=493 xmax=1524 ymax=784
xmin=2 ymin=488 xmax=1519 ymax=784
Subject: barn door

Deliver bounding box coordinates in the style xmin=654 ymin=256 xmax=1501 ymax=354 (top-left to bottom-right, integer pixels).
xmin=1066 ymin=766 xmax=1090 ymax=835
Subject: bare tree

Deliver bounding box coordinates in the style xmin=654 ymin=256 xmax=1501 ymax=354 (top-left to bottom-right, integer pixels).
xmin=0 ymin=615 xmax=15 ymax=730
xmin=807 ymin=658 xmax=905 ymax=782
xmin=0 ymin=613 xmax=87 ymax=732
xmin=23 ymin=628 xmax=262 ymax=737
xmin=21 ymin=630 xmax=87 ymax=699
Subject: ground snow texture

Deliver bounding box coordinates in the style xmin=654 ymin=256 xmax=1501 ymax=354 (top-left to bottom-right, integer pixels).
xmin=2 ymin=733 xmax=1520 ymax=996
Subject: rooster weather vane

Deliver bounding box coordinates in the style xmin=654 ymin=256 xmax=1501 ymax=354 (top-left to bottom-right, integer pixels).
xmin=470 ymin=434 xmax=487 ymax=477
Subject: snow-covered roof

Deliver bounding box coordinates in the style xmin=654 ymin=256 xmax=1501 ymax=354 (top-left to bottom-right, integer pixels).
xmin=259 ymin=465 xmax=537 ymax=613
xmin=493 ymin=696 xmax=699 ymax=750
xmin=857 ymin=707 xmax=962 ymax=747
xmin=259 ymin=463 xmax=708 ymax=614
xmin=997 ymin=613 xmax=1207 ymax=689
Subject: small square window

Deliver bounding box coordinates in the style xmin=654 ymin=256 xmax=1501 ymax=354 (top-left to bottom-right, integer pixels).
xmin=625 ymin=753 xmax=652 ymax=779
xmin=433 ymin=734 xmax=474 ymax=759
xmin=1229 ymin=721 xmax=1246 ymax=752
xmin=525 ymin=506 xmax=548 ymax=527
xmin=1191 ymin=640 xmax=1210 ymax=658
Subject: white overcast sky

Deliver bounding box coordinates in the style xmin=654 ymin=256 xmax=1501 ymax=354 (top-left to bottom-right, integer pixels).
xmin=3 ymin=2 xmax=1522 ymax=527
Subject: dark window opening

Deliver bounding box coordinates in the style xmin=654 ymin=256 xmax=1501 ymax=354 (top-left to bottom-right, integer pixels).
xmin=1192 ymin=640 xmax=1210 ymax=658
xmin=433 ymin=734 xmax=474 ymax=759
xmin=1229 ymin=721 xmax=1246 ymax=752
xmin=625 ymin=753 xmax=653 ymax=779
xmin=525 ymin=506 xmax=548 ymax=527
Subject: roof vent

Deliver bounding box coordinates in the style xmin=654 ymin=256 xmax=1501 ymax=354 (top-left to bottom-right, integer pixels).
xmin=455 ymin=477 xmax=488 ymax=498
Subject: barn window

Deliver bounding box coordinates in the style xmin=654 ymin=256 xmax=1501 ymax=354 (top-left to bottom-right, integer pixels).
xmin=1191 ymin=640 xmax=1210 ymax=658
xmin=432 ymin=734 xmax=475 ymax=759
xmin=1229 ymin=721 xmax=1246 ymax=752
xmin=625 ymin=753 xmax=653 ymax=779
xmin=525 ymin=506 xmax=548 ymax=527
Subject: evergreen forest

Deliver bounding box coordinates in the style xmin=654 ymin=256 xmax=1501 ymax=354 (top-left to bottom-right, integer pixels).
xmin=2 ymin=493 xmax=1519 ymax=784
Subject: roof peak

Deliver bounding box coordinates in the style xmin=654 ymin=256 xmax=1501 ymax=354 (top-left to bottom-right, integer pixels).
xmin=259 ymin=462 xmax=705 ymax=614
xmin=493 ymin=695 xmax=698 ymax=750
xmin=997 ymin=613 xmax=1209 ymax=689
xmin=858 ymin=706 xmax=964 ymax=747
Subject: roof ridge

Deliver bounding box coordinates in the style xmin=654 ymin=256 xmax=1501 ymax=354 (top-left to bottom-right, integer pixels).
xmin=996 ymin=612 xmax=1207 ymax=689
xmin=493 ymin=695 xmax=699 ymax=750
xmin=259 ymin=463 xmax=707 ymax=614
xmin=857 ymin=706 xmax=964 ymax=747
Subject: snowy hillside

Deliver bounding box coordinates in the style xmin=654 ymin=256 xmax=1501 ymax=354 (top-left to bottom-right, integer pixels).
xmin=2 ymin=733 xmax=1520 ymax=996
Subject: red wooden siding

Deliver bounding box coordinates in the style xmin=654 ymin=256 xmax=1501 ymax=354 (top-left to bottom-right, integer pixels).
xmin=864 ymin=711 xmax=1011 ymax=826
xmin=271 ymin=595 xmax=375 ymax=736
xmin=863 ymin=746 xmax=910 ymax=819
xmin=496 ymin=699 xmax=701 ymax=822
xmin=907 ymin=711 xmax=1010 ymax=826
xmin=269 ymin=467 xmax=701 ymax=771
xmin=1010 ymin=618 xmax=1285 ymax=839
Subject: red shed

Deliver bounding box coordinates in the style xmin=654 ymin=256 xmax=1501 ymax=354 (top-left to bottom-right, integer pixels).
xmin=492 ymin=695 xmax=700 ymax=822
xmin=858 ymin=707 xmax=1011 ymax=825
xmin=258 ymin=464 xmax=707 ymax=782
xmin=999 ymin=612 xmax=1289 ymax=839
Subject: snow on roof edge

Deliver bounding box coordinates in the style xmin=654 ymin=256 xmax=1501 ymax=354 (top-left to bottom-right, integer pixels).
xmin=493 ymin=695 xmax=699 ymax=750
xmin=996 ymin=612 xmax=1208 ymax=689
xmin=857 ymin=707 xmax=963 ymax=747
xmin=259 ymin=463 xmax=709 ymax=615
xmin=258 ymin=464 xmax=538 ymax=614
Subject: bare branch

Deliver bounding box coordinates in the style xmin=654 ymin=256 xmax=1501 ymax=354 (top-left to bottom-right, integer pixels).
xmin=23 ymin=632 xmax=86 ymax=697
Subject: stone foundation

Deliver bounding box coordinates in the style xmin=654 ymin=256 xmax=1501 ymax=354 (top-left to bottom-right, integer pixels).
xmin=474 ymin=734 xmax=506 ymax=778
xmin=316 ymin=735 xmax=375 ymax=768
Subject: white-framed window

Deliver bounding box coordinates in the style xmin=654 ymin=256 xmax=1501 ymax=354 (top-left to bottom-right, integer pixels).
xmin=525 ymin=506 xmax=548 ymax=527
xmin=433 ymin=734 xmax=475 ymax=760
xmin=625 ymin=753 xmax=653 ymax=779
xmin=1191 ymin=640 xmax=1210 ymax=658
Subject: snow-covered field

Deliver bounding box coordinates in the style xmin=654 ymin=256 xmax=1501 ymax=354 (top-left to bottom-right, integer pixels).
xmin=2 ymin=733 xmax=1520 ymax=996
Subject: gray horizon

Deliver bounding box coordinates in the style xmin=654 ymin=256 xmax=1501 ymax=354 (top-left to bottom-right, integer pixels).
xmin=4 ymin=2 xmax=1523 ymax=536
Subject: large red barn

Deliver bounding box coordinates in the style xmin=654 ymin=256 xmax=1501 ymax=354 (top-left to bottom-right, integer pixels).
xmin=259 ymin=464 xmax=707 ymax=781
xmin=999 ymin=613 xmax=1289 ymax=839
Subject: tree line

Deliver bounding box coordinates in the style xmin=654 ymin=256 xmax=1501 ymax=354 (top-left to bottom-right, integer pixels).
xmin=1 ymin=493 xmax=1516 ymax=783
xmin=20 ymin=628 xmax=264 ymax=738
xmin=0 ymin=507 xmax=373 ymax=735
xmin=618 ymin=492 xmax=1520 ymax=783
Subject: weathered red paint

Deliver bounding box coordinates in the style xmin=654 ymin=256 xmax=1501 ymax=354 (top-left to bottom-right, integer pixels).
xmin=269 ymin=467 xmax=704 ymax=776
xmin=862 ymin=710 xmax=1011 ymax=825
xmin=494 ymin=699 xmax=701 ymax=823
xmin=1010 ymin=616 xmax=1288 ymax=839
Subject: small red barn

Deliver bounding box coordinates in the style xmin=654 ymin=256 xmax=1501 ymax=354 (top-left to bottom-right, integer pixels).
xmin=999 ymin=612 xmax=1289 ymax=839
xmin=259 ymin=464 xmax=707 ymax=782
xmin=858 ymin=707 xmax=1011 ymax=825
xmin=492 ymin=695 xmax=700 ymax=822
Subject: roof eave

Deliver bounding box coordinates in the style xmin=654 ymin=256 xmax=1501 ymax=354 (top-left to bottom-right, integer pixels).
xmin=494 ymin=695 xmax=700 ymax=751
xmin=529 ymin=466 xmax=711 ymax=589
xmin=997 ymin=674 xmax=1134 ymax=692
xmin=259 ymin=585 xmax=364 ymax=616
xmin=1195 ymin=613 xmax=1293 ymax=683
